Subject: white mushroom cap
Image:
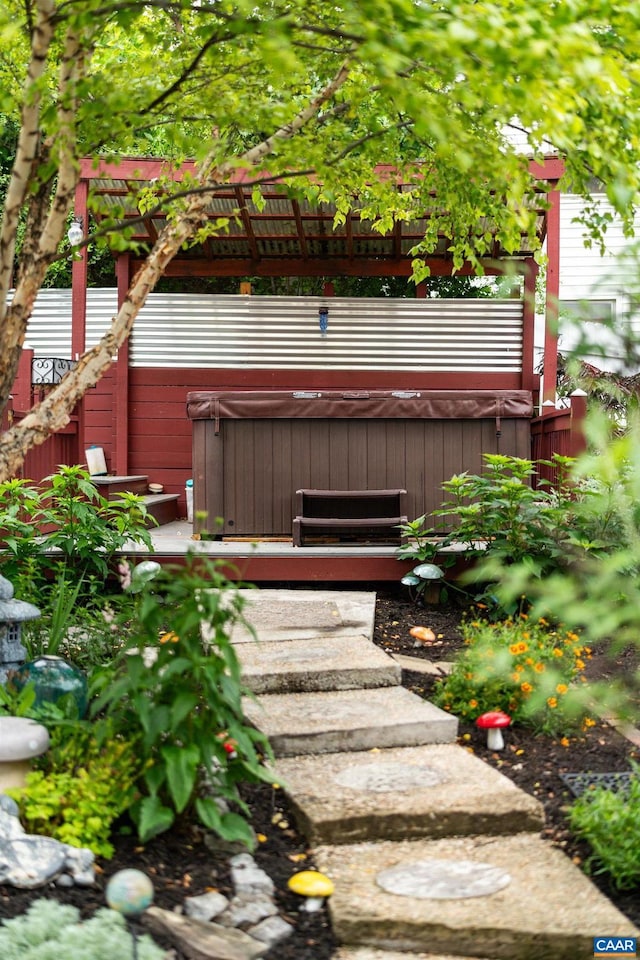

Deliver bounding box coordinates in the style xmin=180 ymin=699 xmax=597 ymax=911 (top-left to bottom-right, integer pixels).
xmin=0 ymin=717 xmax=50 ymax=761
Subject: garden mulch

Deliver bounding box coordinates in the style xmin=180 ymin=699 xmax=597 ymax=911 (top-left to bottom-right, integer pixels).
xmin=0 ymin=584 xmax=638 ymax=959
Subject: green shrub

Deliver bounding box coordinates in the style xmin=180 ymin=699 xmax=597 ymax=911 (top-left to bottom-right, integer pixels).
xmin=0 ymin=899 xmax=163 ymax=960
xmin=90 ymin=555 xmax=275 ymax=848
xmin=568 ymin=765 xmax=640 ymax=890
xmin=7 ymin=724 xmax=141 ymax=858
xmin=432 ymin=615 xmax=592 ymax=735
xmin=398 ymin=452 xmax=625 ymax=613
xmin=0 ymin=465 xmax=154 ymax=604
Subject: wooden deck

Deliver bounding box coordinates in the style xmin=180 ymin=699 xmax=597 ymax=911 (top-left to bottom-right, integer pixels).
xmin=123 ymin=521 xmax=414 ymax=582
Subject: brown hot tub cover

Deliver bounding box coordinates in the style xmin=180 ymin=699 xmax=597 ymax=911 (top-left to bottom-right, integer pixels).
xmin=186 ymin=390 xmax=534 ymax=430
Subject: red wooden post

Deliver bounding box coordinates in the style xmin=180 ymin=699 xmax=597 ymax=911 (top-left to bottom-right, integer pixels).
xmin=569 ymin=389 xmax=587 ymax=457
xmin=114 ymin=254 xmax=131 ymax=475
xmin=521 ymin=260 xmax=538 ymax=394
xmin=543 ymin=189 xmax=560 ymax=403
xmin=11 ymin=345 xmax=33 ymax=413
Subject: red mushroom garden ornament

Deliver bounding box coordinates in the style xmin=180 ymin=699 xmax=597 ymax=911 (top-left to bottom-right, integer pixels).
xmin=475 ymin=711 xmax=511 ymax=751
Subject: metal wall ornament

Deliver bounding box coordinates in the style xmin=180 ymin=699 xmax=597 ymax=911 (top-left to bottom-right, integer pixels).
xmin=31 ymin=357 xmax=77 ymax=386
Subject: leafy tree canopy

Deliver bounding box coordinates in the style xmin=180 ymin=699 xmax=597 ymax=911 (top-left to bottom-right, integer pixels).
xmin=1 ymin=0 xmax=640 ymax=477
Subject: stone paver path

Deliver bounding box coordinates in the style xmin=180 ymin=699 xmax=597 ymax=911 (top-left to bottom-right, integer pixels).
xmin=234 ymin=589 xmax=638 ymax=960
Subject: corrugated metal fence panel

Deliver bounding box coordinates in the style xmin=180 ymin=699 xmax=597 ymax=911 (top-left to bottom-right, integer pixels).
xmin=130 ymin=294 xmax=523 ymax=371
xmin=18 ymin=288 xmax=118 ymax=357
xmin=21 ymin=290 xmax=523 ymax=372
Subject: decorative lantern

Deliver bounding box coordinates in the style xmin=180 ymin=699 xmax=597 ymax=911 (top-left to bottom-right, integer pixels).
xmin=0 ymin=575 xmax=40 ymax=685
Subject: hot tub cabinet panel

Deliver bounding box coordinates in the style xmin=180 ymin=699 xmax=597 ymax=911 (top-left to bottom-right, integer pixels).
xmin=187 ymin=390 xmax=533 ymax=539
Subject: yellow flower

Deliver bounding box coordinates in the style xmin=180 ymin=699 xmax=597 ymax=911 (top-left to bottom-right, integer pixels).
xmin=511 ymin=671 xmax=521 ymax=682
xmin=582 ymin=717 xmax=596 ymax=729
xmin=552 ymin=647 xmax=563 ymax=658
xmin=560 ymin=736 xmax=570 ymax=747
xmin=575 ymin=658 xmax=585 ymax=670
xmin=534 ymin=662 xmax=545 ymax=673
xmin=469 ymin=699 xmax=478 ymax=708
xmin=566 ymin=631 xmax=580 ymax=642
xmin=538 ymin=617 xmax=549 ymax=626
xmin=556 ymin=683 xmax=568 ymax=695
xmin=465 ymin=672 xmax=474 ymax=680
xmin=546 ymin=697 xmax=558 ymax=708
xmin=159 ymin=631 xmax=179 ymax=644
xmin=520 ymin=612 xmax=529 ymax=620
xmin=509 ymin=643 xmax=519 ymax=655
xmin=517 ymin=642 xmax=528 ymax=654
xmin=521 ymin=681 xmax=533 ymax=694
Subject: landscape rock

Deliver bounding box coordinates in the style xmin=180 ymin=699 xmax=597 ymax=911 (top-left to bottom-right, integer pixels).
xmin=0 ymin=836 xmax=68 ymax=888
xmin=184 ymin=890 xmax=229 ymax=921
xmin=142 ymin=905 xmax=268 ymax=960
xmin=0 ymin=805 xmax=25 ymax=840
xmin=248 ymin=913 xmax=294 ymax=947
xmin=217 ymin=893 xmax=278 ymax=929
xmin=0 ymin=796 xmax=94 ymax=888
xmin=229 ymin=852 xmax=275 ymax=897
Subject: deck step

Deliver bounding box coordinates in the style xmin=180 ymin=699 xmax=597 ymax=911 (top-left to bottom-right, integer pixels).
xmin=316 ymin=834 xmax=636 ymax=960
xmin=242 ymin=686 xmax=457 ymax=756
xmin=93 ymin=474 xmax=150 ymax=498
xmin=272 ymin=744 xmax=543 ymax=846
xmin=142 ymin=493 xmax=179 ymax=526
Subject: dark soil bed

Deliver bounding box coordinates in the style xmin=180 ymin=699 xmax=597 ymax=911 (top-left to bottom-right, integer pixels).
xmin=0 ymin=584 xmax=638 ymax=958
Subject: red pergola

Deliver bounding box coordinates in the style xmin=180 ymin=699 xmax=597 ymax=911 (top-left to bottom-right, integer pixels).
xmin=71 ymin=155 xmax=563 ymax=473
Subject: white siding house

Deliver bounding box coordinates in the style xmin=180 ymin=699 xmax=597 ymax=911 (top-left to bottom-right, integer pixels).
xmin=557 ymin=191 xmax=640 ymax=371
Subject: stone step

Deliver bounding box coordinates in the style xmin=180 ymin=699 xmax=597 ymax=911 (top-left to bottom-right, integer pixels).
xmin=315 ymin=834 xmax=638 ymax=960
xmin=272 ymin=744 xmax=543 ymax=846
xmin=242 ymin=687 xmax=457 ymax=757
xmin=231 ymin=589 xmax=377 ymax=643
xmin=237 ymin=634 xmax=401 ymax=695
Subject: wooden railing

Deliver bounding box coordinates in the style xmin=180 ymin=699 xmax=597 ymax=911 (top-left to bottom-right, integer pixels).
xmin=530 ymin=391 xmax=587 ymax=487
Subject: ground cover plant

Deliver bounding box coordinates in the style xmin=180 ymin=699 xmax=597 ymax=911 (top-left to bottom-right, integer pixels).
xmin=432 ymin=614 xmax=592 ymax=736
xmin=0 ymin=899 xmax=164 ymax=960
xmin=568 ymin=764 xmax=640 ymax=891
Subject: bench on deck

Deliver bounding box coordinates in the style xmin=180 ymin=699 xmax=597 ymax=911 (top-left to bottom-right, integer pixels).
xmin=293 ymin=488 xmax=407 ymax=547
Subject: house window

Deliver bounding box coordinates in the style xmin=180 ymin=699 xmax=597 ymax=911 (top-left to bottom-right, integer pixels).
xmin=559 ymin=299 xmax=615 ymax=323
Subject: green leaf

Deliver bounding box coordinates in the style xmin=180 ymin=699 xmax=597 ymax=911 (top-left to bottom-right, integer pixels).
xmin=161 ymin=743 xmax=199 ymax=813
xmin=136 ymin=795 xmax=175 ymax=842
xmin=171 ymin=691 xmax=200 ymax=728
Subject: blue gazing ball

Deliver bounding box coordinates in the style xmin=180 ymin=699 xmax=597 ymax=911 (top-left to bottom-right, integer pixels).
xmin=106 ymin=868 xmax=154 ymax=917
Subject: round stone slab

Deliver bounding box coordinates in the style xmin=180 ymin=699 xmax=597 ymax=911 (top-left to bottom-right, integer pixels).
xmin=376 ymin=858 xmax=511 ymax=900
xmin=334 ymin=761 xmax=444 ymax=793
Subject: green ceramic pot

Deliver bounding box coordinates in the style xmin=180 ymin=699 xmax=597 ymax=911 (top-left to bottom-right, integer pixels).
xmin=14 ymin=655 xmax=88 ymax=718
